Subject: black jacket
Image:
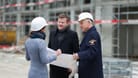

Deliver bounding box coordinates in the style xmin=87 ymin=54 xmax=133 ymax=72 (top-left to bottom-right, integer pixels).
xmin=48 ymin=28 xmax=79 ymax=54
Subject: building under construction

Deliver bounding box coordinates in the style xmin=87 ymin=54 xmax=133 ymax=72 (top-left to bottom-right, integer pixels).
xmin=1 ymin=0 xmax=138 ymax=77
xmin=0 ymin=0 xmax=138 ymax=58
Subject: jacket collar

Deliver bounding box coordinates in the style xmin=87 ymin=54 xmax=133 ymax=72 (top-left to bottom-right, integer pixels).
xmin=80 ymin=26 xmax=96 ymax=46
xmin=54 ymin=27 xmax=70 ymax=36
xmin=30 ymin=31 xmax=46 ymax=40
xmin=86 ymin=26 xmax=96 ymax=34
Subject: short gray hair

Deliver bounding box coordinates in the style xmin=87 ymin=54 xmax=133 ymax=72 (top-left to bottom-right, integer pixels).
xmin=85 ymin=18 xmax=93 ymax=25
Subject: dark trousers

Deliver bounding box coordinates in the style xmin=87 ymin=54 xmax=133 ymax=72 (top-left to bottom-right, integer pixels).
xmin=50 ymin=64 xmax=73 ymax=78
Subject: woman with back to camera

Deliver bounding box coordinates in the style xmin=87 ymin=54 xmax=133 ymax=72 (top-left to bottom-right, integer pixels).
xmin=25 ymin=17 xmax=61 ymax=78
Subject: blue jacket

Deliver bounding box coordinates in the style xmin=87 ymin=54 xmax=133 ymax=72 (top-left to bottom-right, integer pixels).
xmin=25 ymin=38 xmax=57 ymax=78
xmin=78 ymin=26 xmax=103 ymax=78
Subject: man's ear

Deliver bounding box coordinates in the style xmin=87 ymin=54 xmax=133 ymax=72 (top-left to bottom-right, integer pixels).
xmin=68 ymin=20 xmax=71 ymax=25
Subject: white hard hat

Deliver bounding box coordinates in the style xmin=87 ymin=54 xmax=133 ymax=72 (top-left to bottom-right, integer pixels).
xmin=30 ymin=17 xmax=48 ymax=31
xmin=78 ymin=12 xmax=94 ymax=21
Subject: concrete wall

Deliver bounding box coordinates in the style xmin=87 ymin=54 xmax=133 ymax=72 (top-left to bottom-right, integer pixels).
xmin=96 ymin=5 xmax=113 ymax=57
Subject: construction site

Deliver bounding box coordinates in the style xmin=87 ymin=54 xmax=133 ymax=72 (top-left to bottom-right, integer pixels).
xmin=0 ymin=0 xmax=138 ymax=78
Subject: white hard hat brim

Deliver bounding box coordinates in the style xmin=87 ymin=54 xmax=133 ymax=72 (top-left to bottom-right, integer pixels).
xmin=78 ymin=18 xmax=93 ymax=22
xmin=78 ymin=18 xmax=85 ymax=21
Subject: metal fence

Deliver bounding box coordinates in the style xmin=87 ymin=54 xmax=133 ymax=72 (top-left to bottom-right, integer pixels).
xmin=103 ymin=58 xmax=132 ymax=78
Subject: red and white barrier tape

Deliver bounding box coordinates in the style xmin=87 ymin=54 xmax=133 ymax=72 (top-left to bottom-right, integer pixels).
xmin=0 ymin=20 xmax=138 ymax=26
xmin=0 ymin=0 xmax=63 ymax=9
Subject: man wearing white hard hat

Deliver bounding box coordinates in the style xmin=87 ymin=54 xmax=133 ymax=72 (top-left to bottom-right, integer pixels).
xmin=25 ymin=17 xmax=61 ymax=78
xmin=73 ymin=12 xmax=103 ymax=78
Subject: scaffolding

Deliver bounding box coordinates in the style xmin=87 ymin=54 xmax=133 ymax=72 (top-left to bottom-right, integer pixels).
xmin=0 ymin=0 xmax=138 ymax=77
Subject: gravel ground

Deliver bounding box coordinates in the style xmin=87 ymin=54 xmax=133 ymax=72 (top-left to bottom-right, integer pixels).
xmin=0 ymin=52 xmax=28 ymax=78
